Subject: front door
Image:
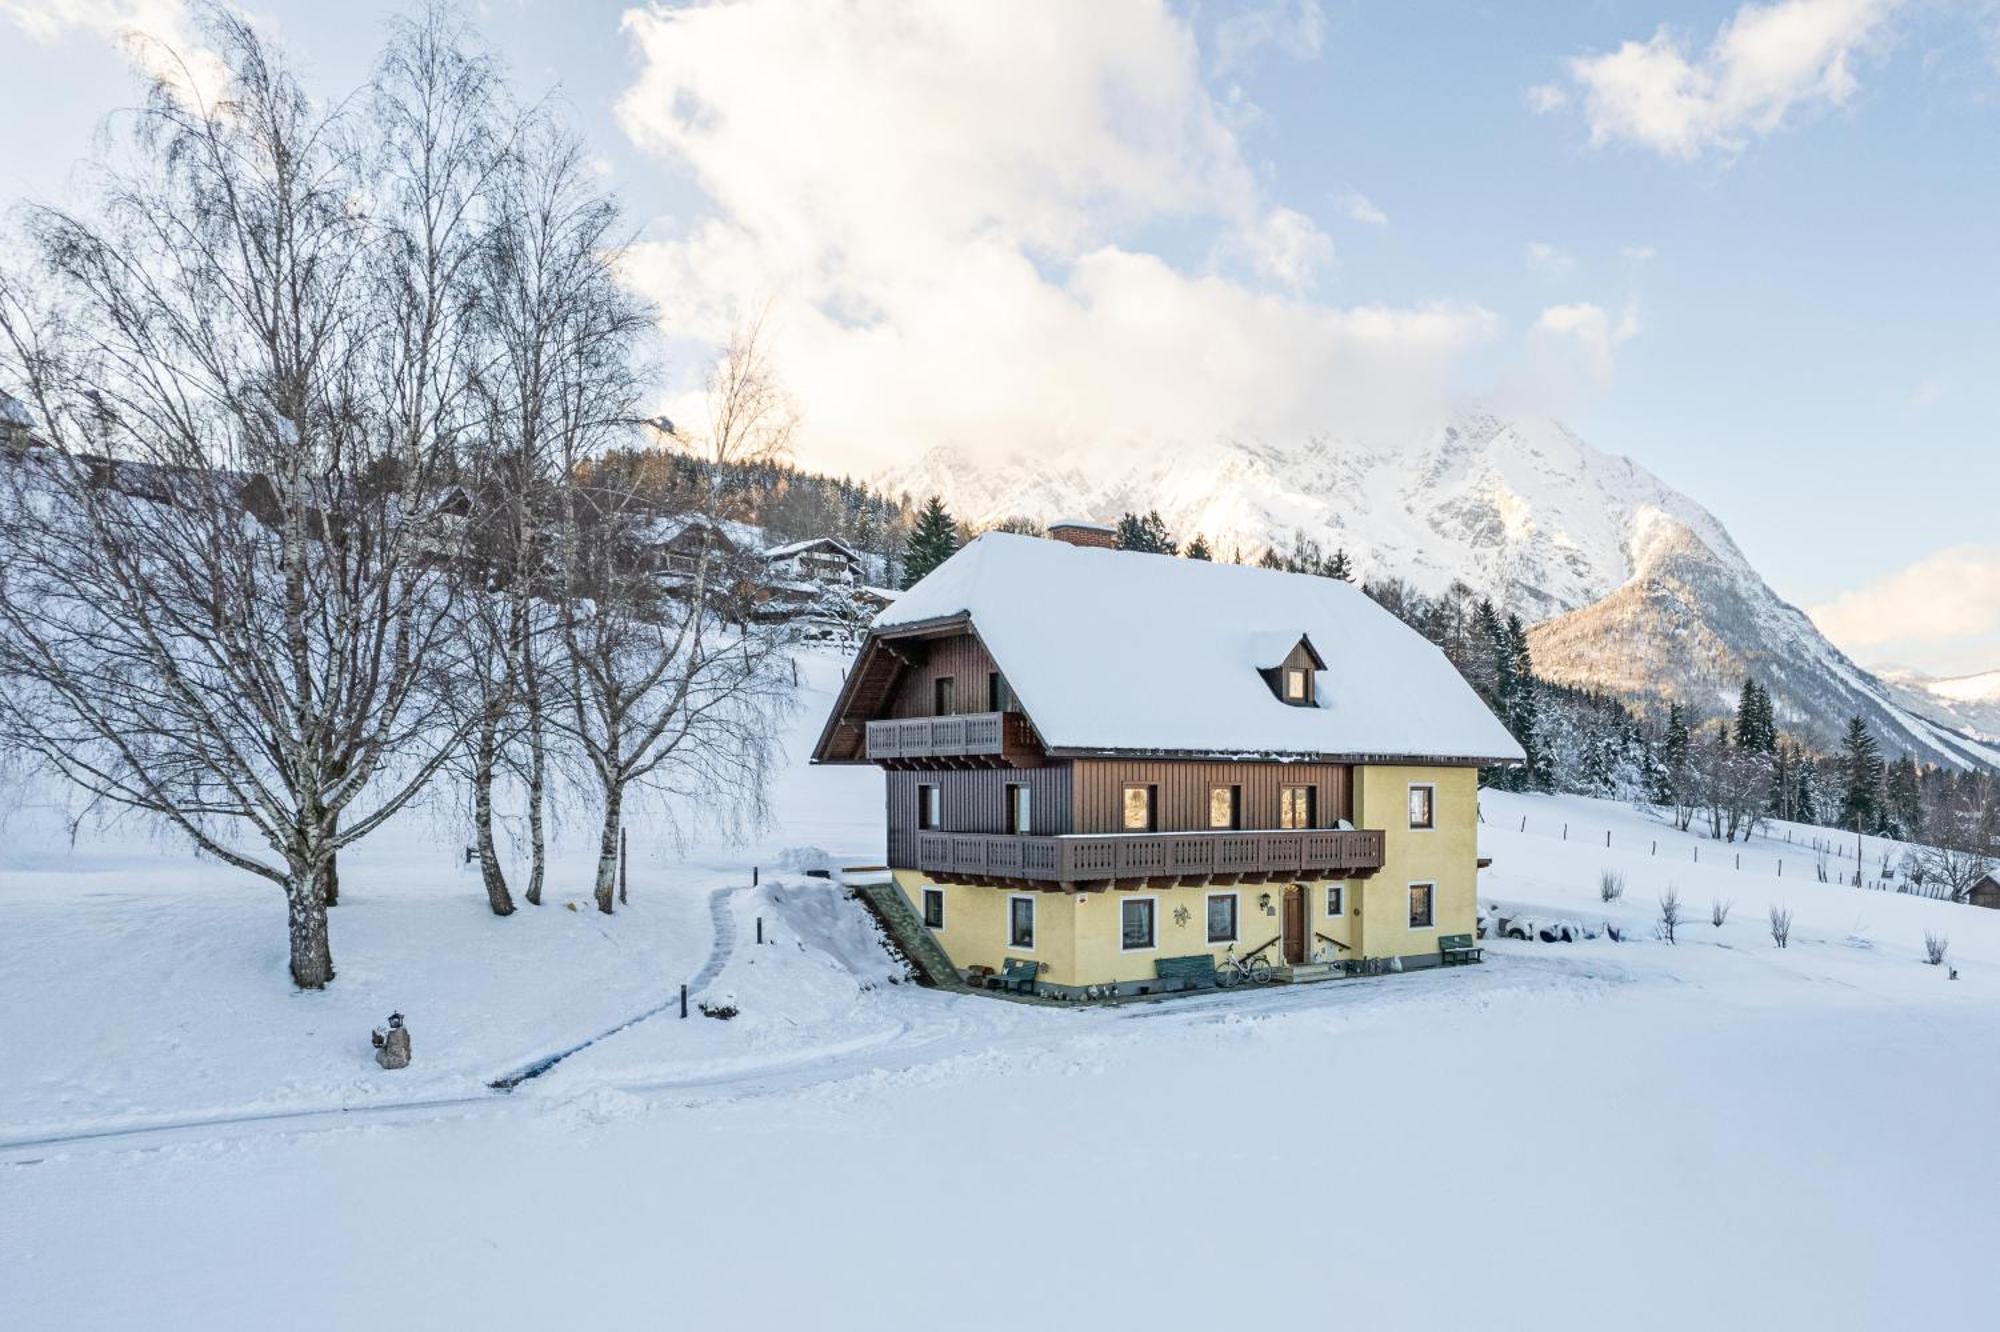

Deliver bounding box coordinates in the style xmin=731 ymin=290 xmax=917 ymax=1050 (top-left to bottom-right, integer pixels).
xmin=1282 ymin=885 xmax=1306 ymax=964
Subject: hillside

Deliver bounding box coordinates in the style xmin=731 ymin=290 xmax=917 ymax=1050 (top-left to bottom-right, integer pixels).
xmin=1880 ymin=668 xmax=2000 ymax=743
xmin=884 ymin=409 xmax=1996 ymax=767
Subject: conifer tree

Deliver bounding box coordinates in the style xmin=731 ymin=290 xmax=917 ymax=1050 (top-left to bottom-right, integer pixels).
xmin=1183 ymin=534 xmax=1212 ymax=561
xmin=901 ymin=496 xmax=959 ymax=588
xmin=1837 ymin=717 xmax=1884 ymax=833
xmin=1115 ymin=509 xmax=1177 ymax=554
xmin=1734 ymin=679 xmax=1777 ymax=754
xmin=1326 ymin=547 xmax=1354 ymax=581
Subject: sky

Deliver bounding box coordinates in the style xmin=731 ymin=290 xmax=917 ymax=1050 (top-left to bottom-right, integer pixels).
xmin=1 ymin=0 xmax=1997 ymax=676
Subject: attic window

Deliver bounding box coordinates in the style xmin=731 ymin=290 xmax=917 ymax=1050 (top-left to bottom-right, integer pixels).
xmin=1261 ymin=634 xmax=1325 ymax=708
xmin=1284 ymin=668 xmax=1309 ymax=702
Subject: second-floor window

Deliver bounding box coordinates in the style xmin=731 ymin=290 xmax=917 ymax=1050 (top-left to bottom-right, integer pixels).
xmin=1408 ymin=784 xmax=1435 ymax=830
xmin=933 ymin=676 xmax=955 ymax=715
xmin=989 ymin=670 xmax=1009 ymax=712
xmin=1208 ymin=784 xmax=1241 ymax=830
xmin=1279 ymin=784 xmax=1316 ymax=830
xmin=1006 ymin=783 xmax=1032 ymax=834
xmin=917 ymin=784 xmax=941 ymax=830
xmin=1122 ymin=784 xmax=1157 ymax=832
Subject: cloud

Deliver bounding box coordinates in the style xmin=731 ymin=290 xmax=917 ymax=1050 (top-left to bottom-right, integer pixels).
xmin=1811 ymin=545 xmax=2000 ymax=673
xmin=615 ymin=0 xmax=1495 ymax=475
xmin=1622 ymin=243 xmax=1659 ymax=261
xmin=1533 ymin=301 xmax=1641 ymax=382
xmin=1525 ymin=83 xmax=1569 ymax=113
xmin=0 ymin=0 xmax=229 ymax=106
xmin=1525 ymin=241 xmax=1577 ymax=276
xmin=1554 ymin=0 xmax=1898 ymax=160
xmin=1211 ymin=0 xmax=1326 ymax=77
xmin=1340 ymin=190 xmax=1389 ymax=226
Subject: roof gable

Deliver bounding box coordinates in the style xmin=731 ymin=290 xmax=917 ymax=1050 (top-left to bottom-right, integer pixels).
xmin=859 ymin=533 xmax=1524 ymax=764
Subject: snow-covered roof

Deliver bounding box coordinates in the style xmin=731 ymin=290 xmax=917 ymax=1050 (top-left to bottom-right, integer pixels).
xmin=0 ymin=392 xmax=34 ymax=429
xmin=764 ymin=536 xmax=863 ymax=561
xmin=633 ymin=512 xmax=764 ymax=551
xmin=873 ymin=532 xmax=1524 ymax=764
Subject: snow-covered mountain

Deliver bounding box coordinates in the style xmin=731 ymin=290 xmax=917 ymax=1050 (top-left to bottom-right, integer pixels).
xmin=882 ymin=410 xmax=2000 ymax=769
xmin=1878 ymin=669 xmax=2000 ymax=744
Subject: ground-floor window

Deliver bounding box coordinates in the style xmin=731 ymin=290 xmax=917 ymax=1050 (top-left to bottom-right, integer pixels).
xmin=1206 ymin=893 xmax=1238 ymax=943
xmin=1009 ymin=895 xmax=1035 ymax=950
xmin=1408 ymin=882 xmax=1434 ymax=929
xmin=922 ymin=887 xmax=944 ymax=929
xmin=1121 ymin=897 xmax=1156 ymax=950
xmin=1326 ymin=883 xmax=1344 ymax=916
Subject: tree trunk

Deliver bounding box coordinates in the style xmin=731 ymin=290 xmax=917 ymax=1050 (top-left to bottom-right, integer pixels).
xmin=593 ymin=779 xmax=622 ymax=915
xmin=288 ymin=871 xmax=335 ymax=989
xmin=473 ymin=713 xmax=516 ymax=917
xmin=524 ymin=674 xmax=548 ymax=907
xmin=322 ymin=850 xmax=340 ymax=907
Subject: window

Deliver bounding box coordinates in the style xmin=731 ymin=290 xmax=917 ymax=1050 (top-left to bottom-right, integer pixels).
xmin=1208 ymin=784 xmax=1241 ymax=830
xmin=1409 ymin=882 xmax=1434 ymax=929
xmin=989 ymin=671 xmax=1009 ymax=712
xmin=1121 ymin=898 xmax=1156 ymax=950
xmin=1326 ymin=884 xmax=1344 ymax=917
xmin=922 ymin=888 xmax=945 ymax=929
xmin=1206 ymin=894 xmax=1238 ymax=944
xmin=1279 ymin=784 xmax=1316 ymax=830
xmin=916 ymin=784 xmax=941 ymax=830
xmin=933 ymin=676 xmax=956 ymax=716
xmin=1284 ymin=667 xmax=1310 ymax=703
xmin=1408 ymin=783 xmax=1435 ymax=830
xmin=1122 ymin=784 xmax=1157 ymax=832
xmin=1009 ymin=895 xmax=1035 ymax=949
xmin=1006 ymin=783 xmax=1032 ymax=835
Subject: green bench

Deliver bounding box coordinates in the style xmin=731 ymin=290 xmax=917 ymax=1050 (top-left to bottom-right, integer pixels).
xmin=991 ymin=957 xmax=1040 ymax=994
xmin=1154 ymin=954 xmax=1218 ymax=991
xmin=1439 ymin=933 xmax=1482 ymax=966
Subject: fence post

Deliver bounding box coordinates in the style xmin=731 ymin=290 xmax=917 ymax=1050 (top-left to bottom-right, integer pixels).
xmin=619 ymin=828 xmax=628 ymax=906
xmin=1694 ymin=846 xmax=1699 ymax=864
xmin=753 ymin=865 xmax=760 ymax=887
xmin=1651 ymin=840 xmax=1656 ymax=856
xmin=1778 ymin=860 xmax=1783 ymax=877
xmin=1735 ymin=853 xmax=1740 ymax=870
xmin=1605 ymin=830 xmax=1611 ymax=848
xmin=1520 ymin=817 xmax=1526 ymax=833
xmin=680 ymin=984 xmax=688 ymax=1019
xmin=756 ymin=915 xmax=764 ymax=945
xmin=1563 ymin=824 xmax=1568 ymax=841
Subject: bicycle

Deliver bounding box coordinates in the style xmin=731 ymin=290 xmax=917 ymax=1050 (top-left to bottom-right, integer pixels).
xmin=1215 ymin=939 xmax=1277 ymax=986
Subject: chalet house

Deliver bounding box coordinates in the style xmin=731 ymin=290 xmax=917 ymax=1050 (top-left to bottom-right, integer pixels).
xmin=763 ymin=536 xmax=868 ymax=587
xmin=1968 ymin=872 xmax=2000 ymax=911
xmin=813 ymin=530 xmax=1524 ymax=998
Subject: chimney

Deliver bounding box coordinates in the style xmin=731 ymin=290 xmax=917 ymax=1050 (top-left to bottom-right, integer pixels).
xmin=1047 ymin=518 xmax=1117 ymax=550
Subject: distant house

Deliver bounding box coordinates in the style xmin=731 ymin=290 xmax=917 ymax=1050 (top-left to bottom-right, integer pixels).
xmin=813 ymin=529 xmax=1523 ymax=998
xmin=1 ymin=391 xmax=34 ymax=451
xmin=1969 ymin=872 xmax=2000 ymax=911
xmin=631 ymin=511 xmax=762 ymax=577
xmin=763 ymin=536 xmax=867 ymax=588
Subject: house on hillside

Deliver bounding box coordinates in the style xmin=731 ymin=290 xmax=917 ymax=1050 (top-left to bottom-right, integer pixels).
xmin=813 ymin=529 xmax=1523 ymax=998
xmin=763 ymin=535 xmax=868 ymax=587
xmin=630 ymin=511 xmax=762 ymax=577
xmin=1968 ymin=872 xmax=2000 ymax=911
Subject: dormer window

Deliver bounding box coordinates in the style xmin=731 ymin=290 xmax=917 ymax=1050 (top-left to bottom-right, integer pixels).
xmin=1261 ymin=633 xmax=1325 ymax=708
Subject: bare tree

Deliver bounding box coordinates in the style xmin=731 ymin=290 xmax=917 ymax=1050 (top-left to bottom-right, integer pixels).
xmin=1657 ymin=885 xmax=1682 ymax=944
xmin=1599 ymin=869 xmax=1625 ymax=903
xmin=1711 ymin=898 xmax=1733 ymax=928
xmin=1923 ymin=931 xmax=1949 ymax=966
xmin=0 ymin=13 xmax=493 ymax=986
xmin=1769 ymin=903 xmax=1792 ymax=949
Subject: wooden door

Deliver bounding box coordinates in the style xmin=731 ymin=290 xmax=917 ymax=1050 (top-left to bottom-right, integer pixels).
xmin=1282 ymin=885 xmax=1306 ymax=964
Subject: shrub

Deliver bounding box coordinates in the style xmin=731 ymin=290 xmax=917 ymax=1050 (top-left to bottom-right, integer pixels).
xmin=1657 ymin=885 xmax=1682 ymax=944
xmin=1599 ymin=870 xmax=1626 ymax=903
xmin=1711 ymin=898 xmax=1733 ymax=928
xmin=1768 ymin=904 xmax=1792 ymax=949
xmin=1923 ymin=932 xmax=1949 ymax=967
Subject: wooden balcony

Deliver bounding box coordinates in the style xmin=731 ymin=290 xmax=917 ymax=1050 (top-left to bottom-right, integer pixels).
xmin=865 ymin=712 xmax=1042 ymax=768
xmin=911 ymin=828 xmax=1385 ymax=887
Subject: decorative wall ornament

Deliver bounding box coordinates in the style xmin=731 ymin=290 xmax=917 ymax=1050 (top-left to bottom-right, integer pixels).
xmin=1172 ymin=905 xmax=1191 ymax=927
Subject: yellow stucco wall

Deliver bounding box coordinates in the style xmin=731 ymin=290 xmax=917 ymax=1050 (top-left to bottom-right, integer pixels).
xmin=1351 ymin=764 xmax=1479 ymax=960
xmin=891 ymin=764 xmax=1480 ymax=990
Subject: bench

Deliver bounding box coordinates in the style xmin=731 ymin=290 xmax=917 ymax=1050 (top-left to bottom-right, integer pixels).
xmin=1154 ymin=954 xmax=1218 ymax=991
xmin=1439 ymin=933 xmax=1482 ymax=966
xmin=991 ymin=957 xmax=1040 ymax=994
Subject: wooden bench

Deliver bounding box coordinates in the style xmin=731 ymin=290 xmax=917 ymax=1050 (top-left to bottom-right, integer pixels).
xmin=991 ymin=957 xmax=1040 ymax=994
xmin=1439 ymin=933 xmax=1482 ymax=966
xmin=1154 ymin=954 xmax=1218 ymax=991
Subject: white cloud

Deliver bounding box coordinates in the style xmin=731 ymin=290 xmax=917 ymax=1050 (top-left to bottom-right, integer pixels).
xmin=1211 ymin=0 xmax=1326 ymax=77
xmin=1811 ymin=545 xmax=2000 ymax=673
xmin=615 ymin=0 xmax=1494 ymax=475
xmin=1557 ymin=0 xmax=1898 ymax=160
xmin=1533 ymin=301 xmax=1642 ymax=382
xmin=1340 ymin=190 xmax=1389 ymax=226
xmin=1622 ymin=243 xmax=1660 ymax=261
xmin=0 ymin=0 xmax=229 ymax=107
xmin=1525 ymin=83 xmax=1569 ymax=113
xmin=1525 ymin=241 xmax=1577 ymax=276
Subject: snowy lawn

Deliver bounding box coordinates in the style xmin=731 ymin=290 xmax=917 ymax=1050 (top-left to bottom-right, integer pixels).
xmin=5 ymin=670 xmax=1999 ymax=1328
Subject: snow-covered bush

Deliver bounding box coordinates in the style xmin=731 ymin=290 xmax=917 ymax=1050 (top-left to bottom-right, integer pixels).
xmin=1599 ymin=870 xmax=1625 ymax=903
xmin=1769 ymin=904 xmax=1792 ymax=949
xmin=1711 ymin=898 xmax=1732 ymax=928
xmin=1657 ymin=885 xmax=1683 ymax=944
xmin=1923 ymin=932 xmax=1949 ymax=966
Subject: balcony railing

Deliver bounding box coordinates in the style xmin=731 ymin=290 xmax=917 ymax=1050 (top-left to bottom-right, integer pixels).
xmin=865 ymin=712 xmax=1040 ymax=764
xmin=910 ymin=828 xmax=1385 ymax=884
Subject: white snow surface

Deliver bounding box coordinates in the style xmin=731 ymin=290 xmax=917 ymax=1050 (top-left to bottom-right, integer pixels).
xmin=5 ymin=648 xmax=2000 ymax=1329
xmin=878 ymin=531 xmax=1524 ymax=763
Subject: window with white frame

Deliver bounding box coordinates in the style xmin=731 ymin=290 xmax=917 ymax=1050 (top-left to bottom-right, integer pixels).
xmin=1408 ymin=783 xmax=1435 ymax=830
xmin=1326 ymin=883 xmax=1344 ymax=917
xmin=1408 ymin=882 xmax=1434 ymax=929
xmin=1121 ymin=898 xmax=1156 ymax=950
xmin=917 ymin=784 xmax=941 ymax=830
xmin=922 ymin=888 xmax=944 ymax=929
xmin=1009 ymin=895 xmax=1035 ymax=949
xmin=1206 ymin=893 xmax=1238 ymax=944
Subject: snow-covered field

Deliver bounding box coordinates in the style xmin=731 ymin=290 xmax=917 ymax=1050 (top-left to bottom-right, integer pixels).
xmin=4 ymin=652 xmax=1998 ymax=1330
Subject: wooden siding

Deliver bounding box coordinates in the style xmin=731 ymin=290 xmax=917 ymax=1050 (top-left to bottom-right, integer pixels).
xmin=1070 ymin=759 xmax=1353 ymax=833
xmin=885 ymin=766 xmax=1074 ymax=868
xmin=887 ymin=634 xmax=1003 ymax=718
